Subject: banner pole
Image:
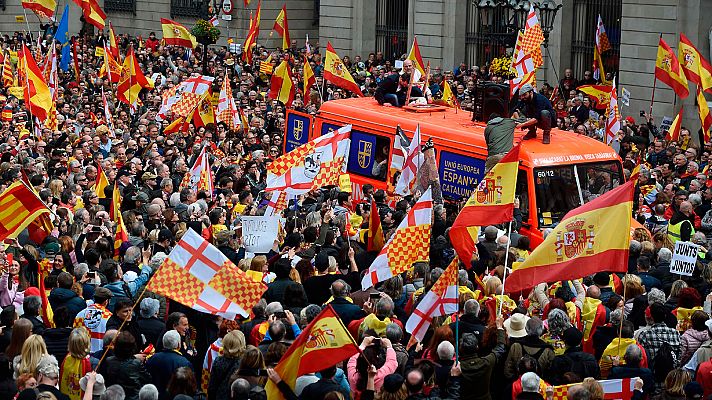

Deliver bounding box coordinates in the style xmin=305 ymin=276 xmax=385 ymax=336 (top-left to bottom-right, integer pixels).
xmin=498 ymin=220 xmax=514 ymax=316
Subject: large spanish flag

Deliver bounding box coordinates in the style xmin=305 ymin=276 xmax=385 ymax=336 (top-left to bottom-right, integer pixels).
xmin=22 ymin=0 xmax=56 ymax=19
xmin=265 ymin=305 xmax=360 ymax=400
xmin=273 ymin=4 xmax=290 ymax=50
xmin=0 ymin=181 xmax=51 ymax=241
xmin=21 ymin=44 xmax=52 ymax=121
xmin=268 ymin=60 xmax=295 ymax=107
xmin=655 ymin=37 xmax=689 ymax=99
xmin=73 ymin=0 xmax=106 ymax=30
xmin=161 ymin=18 xmax=197 ymax=49
xmin=679 ymin=33 xmax=712 ymax=94
xmin=449 ymin=145 xmax=520 ymax=263
xmin=242 ymin=0 xmax=262 ymax=64
xmin=324 ymin=42 xmax=364 ymax=96
xmin=506 ymin=179 xmax=634 ymax=293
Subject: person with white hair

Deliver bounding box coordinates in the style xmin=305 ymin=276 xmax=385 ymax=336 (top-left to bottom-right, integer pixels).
xmin=16 ymin=354 xmax=69 ymax=400
xmin=517 ymin=372 xmax=544 ymax=400
xmin=145 ymin=330 xmax=193 ymax=397
xmin=100 ymin=385 xmax=126 ymax=400
xmin=138 ymin=384 xmax=159 ymax=400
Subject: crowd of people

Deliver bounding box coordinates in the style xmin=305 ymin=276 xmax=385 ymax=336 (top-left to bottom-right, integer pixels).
xmin=0 ymin=23 xmax=711 ymax=400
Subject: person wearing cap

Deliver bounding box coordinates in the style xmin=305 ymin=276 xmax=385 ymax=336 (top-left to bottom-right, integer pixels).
xmin=140 ymin=171 xmax=159 ymax=198
xmin=549 ymin=326 xmax=600 ymax=384
xmin=73 ymin=287 xmax=113 ymax=353
xmin=514 ymin=83 xmax=556 ymax=144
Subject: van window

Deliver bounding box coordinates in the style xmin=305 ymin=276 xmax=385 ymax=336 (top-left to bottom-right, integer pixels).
xmin=515 ymin=169 xmax=529 ymax=224
xmin=534 ymin=161 xmax=622 ymax=228
xmin=438 ymin=151 xmax=485 ymax=200
xmin=347 ymin=131 xmax=391 ymax=181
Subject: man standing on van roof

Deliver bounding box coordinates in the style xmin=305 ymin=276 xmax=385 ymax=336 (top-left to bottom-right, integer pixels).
xmin=484 ymin=113 xmax=516 ymax=173
xmin=514 ymin=84 xmax=556 ymax=144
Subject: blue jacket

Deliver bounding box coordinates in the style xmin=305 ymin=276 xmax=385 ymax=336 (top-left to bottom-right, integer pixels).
xmin=104 ymin=265 xmax=153 ymax=312
xmin=48 ymin=287 xmax=87 ymax=319
xmin=329 ymin=297 xmax=365 ymax=328
xmin=145 ymin=349 xmax=193 ymax=395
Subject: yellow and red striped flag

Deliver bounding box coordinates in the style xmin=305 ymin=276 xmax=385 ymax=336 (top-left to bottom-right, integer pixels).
xmin=698 ymin=87 xmax=712 ymax=143
xmin=578 ymin=84 xmax=612 ymax=107
xmin=111 ymin=183 xmax=128 ymax=258
xmin=324 ymin=42 xmax=363 ymax=96
xmin=367 ymin=196 xmax=385 ymax=252
xmin=2 ymin=51 xmax=13 ymax=88
xmin=268 ymin=60 xmax=295 ymax=107
xmin=666 ymin=107 xmax=684 ymax=142
xmin=242 ymin=0 xmax=262 ymax=64
xmin=117 ymin=45 xmax=154 ymax=106
xmin=441 ymin=80 xmax=457 ymax=108
xmin=94 ymin=163 xmax=110 ymax=199
xmin=161 ymin=18 xmax=198 ymax=49
xmin=0 ymin=181 xmax=51 ymax=241
xmin=361 ymin=188 xmax=433 ymax=289
xmin=272 ymin=4 xmax=290 ymax=50
xmin=21 ymin=44 xmax=53 ymax=121
xmin=506 ymin=179 xmax=634 ymax=293
xmin=407 ymin=37 xmax=426 ymax=76
xmin=656 ymin=37 xmax=689 ymax=99
xmin=449 ymin=145 xmax=520 ymax=263
xmin=73 ymin=0 xmax=106 ymax=30
xmin=190 ymin=94 xmax=215 ymax=128
xmin=303 ymin=55 xmax=316 ymax=95
xmin=22 ymin=0 xmax=56 ymax=19
xmin=265 ymin=305 xmax=360 ymax=400
xmin=679 ymin=33 xmax=712 ymax=94
xmin=108 ymin=22 xmax=120 ymax=59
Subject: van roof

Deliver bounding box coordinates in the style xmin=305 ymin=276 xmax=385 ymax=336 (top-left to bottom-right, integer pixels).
xmin=317 ymin=97 xmax=621 ymax=168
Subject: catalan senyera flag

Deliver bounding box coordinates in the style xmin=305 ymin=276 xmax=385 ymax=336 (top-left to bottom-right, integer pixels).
xmin=361 ymin=187 xmax=433 ymax=289
xmin=605 ymin=78 xmax=620 ymax=145
xmin=21 ymin=44 xmax=52 ymax=121
xmin=161 ymin=18 xmax=198 ymax=49
xmin=273 ymin=4 xmax=290 ymax=50
xmin=268 ymin=60 xmax=295 ymax=107
xmin=147 ymin=228 xmax=267 ymax=319
xmin=0 ymin=181 xmax=51 ymax=242
xmin=22 ymin=0 xmax=56 ymax=19
xmin=394 ymin=125 xmax=423 ymax=196
xmin=266 ymin=124 xmax=352 ymax=195
xmin=367 ymin=196 xmax=385 ymax=252
xmin=111 ymin=184 xmax=128 ymax=258
xmin=108 ymin=23 xmax=120 ymax=59
xmin=506 ymin=179 xmax=634 ymax=293
xmin=656 ymin=37 xmax=689 ymax=99
xmin=94 ymin=163 xmax=110 ymax=199
xmin=259 ymin=58 xmax=273 ymax=75
xmin=73 ymin=0 xmax=106 ymax=30
xmin=117 ymin=45 xmax=155 ymax=106
xmin=449 ymin=145 xmax=520 ymax=264
xmin=578 ymin=84 xmax=612 ymax=108
xmin=324 ymin=42 xmax=364 ymax=96
xmin=595 ymin=15 xmax=612 ymax=54
xmin=407 ymin=37 xmax=426 ymax=76
xmin=1 ymin=52 xmax=12 ymax=88
xmin=303 ymin=55 xmax=316 ymax=95
xmin=406 ymin=257 xmax=459 ymax=342
xmin=697 ymin=86 xmax=712 ymax=143
xmin=666 ymin=107 xmax=684 ymax=142
xmin=679 ymin=33 xmax=712 ymax=94
xmin=243 ymin=0 xmax=262 ymax=64
xmin=265 ymin=305 xmax=360 ymax=400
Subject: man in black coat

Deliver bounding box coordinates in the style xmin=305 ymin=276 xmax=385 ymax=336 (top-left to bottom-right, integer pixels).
xmin=48 ymin=272 xmax=86 ymax=320
xmin=329 ymin=279 xmax=365 ymax=328
xmin=136 ymin=298 xmax=165 ymax=347
xmin=449 ymin=299 xmax=486 ymax=341
xmin=264 ymin=259 xmax=294 ymax=304
xmin=548 ymin=327 xmax=600 ymax=385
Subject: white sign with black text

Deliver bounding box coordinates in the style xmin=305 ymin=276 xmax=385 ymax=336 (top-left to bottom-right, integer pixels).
xmin=241 ymin=216 xmax=279 ymax=254
xmin=671 ymin=241 xmax=698 ymax=277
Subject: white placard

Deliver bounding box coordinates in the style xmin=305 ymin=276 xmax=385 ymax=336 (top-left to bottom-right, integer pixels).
xmin=394 ymin=60 xmax=404 ymax=70
xmin=671 ymin=240 xmax=698 ymax=277
xmin=241 ymin=216 xmax=279 ymax=254
xmin=222 ymin=14 xmax=232 ymax=20
xmin=621 ymin=87 xmax=630 ymax=106
xmin=660 ymin=116 xmax=673 ymax=133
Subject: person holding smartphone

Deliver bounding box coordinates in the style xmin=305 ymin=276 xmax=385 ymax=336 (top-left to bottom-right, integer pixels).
xmin=0 ymin=249 xmax=26 ymax=311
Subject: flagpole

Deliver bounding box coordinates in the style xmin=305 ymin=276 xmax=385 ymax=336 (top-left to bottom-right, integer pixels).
xmin=650 ymin=33 xmax=663 ymax=118
xmin=455 ymin=258 xmax=460 ymax=363
xmin=18 ymin=178 xmax=59 ymax=220
xmin=21 ymin=8 xmax=33 ymax=40
xmin=497 ymin=220 xmax=514 ymax=316
xmin=616 ymin=276 xmax=628 ymax=353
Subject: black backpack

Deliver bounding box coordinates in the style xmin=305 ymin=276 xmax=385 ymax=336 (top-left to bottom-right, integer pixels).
xmin=652 ymin=340 xmax=677 ymax=382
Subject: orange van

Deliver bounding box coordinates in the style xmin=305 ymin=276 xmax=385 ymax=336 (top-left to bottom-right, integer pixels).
xmin=283 ymin=97 xmax=624 ymax=247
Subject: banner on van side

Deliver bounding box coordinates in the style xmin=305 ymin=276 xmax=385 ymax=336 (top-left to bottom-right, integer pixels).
xmin=438 ymin=151 xmax=485 ymax=200
xmin=285 ymin=112 xmax=312 ymax=153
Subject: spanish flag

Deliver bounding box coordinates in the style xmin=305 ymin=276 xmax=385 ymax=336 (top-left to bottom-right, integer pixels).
xmin=0 ymin=181 xmax=51 ymax=241
xmin=161 ymin=18 xmax=197 ymax=49
xmin=117 ymin=45 xmax=154 ymax=106
xmin=111 ymin=183 xmax=128 ymax=258
xmin=324 ymin=42 xmax=364 ymax=96
xmin=655 ymin=37 xmax=689 ymax=99
xmin=506 ymin=179 xmax=634 ymax=293
xmin=164 ymin=115 xmax=189 ymax=134
xmin=243 ymin=0 xmax=262 ymax=64
xmin=666 ymin=107 xmax=683 ymax=142
xmin=268 ymin=60 xmax=295 ymax=107
xmin=581 ymin=297 xmax=606 ymax=354
xmin=99 ymin=46 xmax=123 ymax=83
xmin=407 ymin=37 xmax=426 ymax=76
xmin=578 ymin=84 xmax=612 ymax=107
xmin=108 ymin=22 xmax=120 ymax=59
xmin=22 ymin=0 xmax=56 ymax=19
xmin=367 ymin=196 xmax=385 ymax=252
xmin=94 ymin=163 xmax=110 ymax=199
xmin=449 ymin=145 xmax=520 ymax=263
xmin=73 ymin=0 xmax=106 ymax=30
xmin=441 ymin=80 xmax=457 ymax=107
xmin=190 ymin=94 xmax=215 ymax=127
xmin=21 ymin=44 xmax=52 ymax=121
xmin=679 ymin=33 xmax=712 ymax=94
xmin=697 ymin=87 xmax=712 ymax=143
xmin=265 ymin=305 xmax=360 ymax=400
xmin=303 ymin=55 xmax=316 ymax=95
xmin=273 ymin=4 xmax=290 ymax=50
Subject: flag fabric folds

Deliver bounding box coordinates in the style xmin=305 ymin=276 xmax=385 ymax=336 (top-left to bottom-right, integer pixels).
xmin=268 ymin=60 xmax=295 ymax=107
xmin=1 ymin=51 xmax=12 ymax=88
xmin=505 ymin=180 xmax=634 ymax=293
xmin=243 ymin=0 xmax=262 ymax=64
xmin=405 ymin=258 xmax=459 ymax=342
xmin=324 ymin=42 xmax=364 ymax=97
xmin=550 ymin=378 xmax=635 ymax=400
xmin=407 ymin=37 xmax=426 ymax=76
xmin=595 ymin=15 xmax=612 ymax=53
xmin=21 ymin=44 xmax=53 ymax=121
xmin=394 ymin=125 xmax=423 ymax=196
xmin=578 ymin=85 xmax=612 ymax=108
xmin=108 ymin=23 xmax=120 ymax=59
xmin=367 ymin=196 xmax=385 ymax=252
xmin=265 ymin=305 xmax=360 ymax=400
xmin=73 ymin=0 xmax=106 ymax=30
xmin=0 ymin=181 xmax=51 ymax=242
xmin=697 ymin=87 xmax=712 ymax=143
xmin=94 ymin=164 xmax=109 ymax=199
xmin=666 ymin=107 xmax=684 ymax=142
xmin=440 ymin=81 xmax=458 ymax=107
xmin=147 ymin=228 xmax=267 ymax=319
xmin=679 ymin=33 xmax=712 ymax=94
xmin=216 ymin=71 xmax=239 ymax=129
xmin=449 ymin=145 xmax=520 ymax=263
xmin=655 ymin=37 xmax=689 ymax=99
xmin=181 ymin=146 xmax=214 ymax=195
xmin=303 ymin=55 xmax=316 ymax=95
xmin=605 ymin=78 xmax=620 ymax=145
xmin=117 ymin=46 xmax=155 ymax=107
xmin=112 ymin=184 xmax=128 ymax=258
xmin=264 ymin=191 xmax=287 ymax=217
xmin=161 ymin=18 xmax=198 ymax=49
xmin=22 ymin=0 xmax=56 ymax=19
xmin=266 ymin=124 xmax=352 ymax=195
xmin=519 ymin=4 xmax=544 ymax=69
xmin=362 ymin=187 xmax=433 ymax=289
xmin=56 ymin=5 xmax=71 ymax=72
xmin=99 ymin=48 xmax=123 ymax=83
xmin=273 ymin=4 xmax=290 ymax=50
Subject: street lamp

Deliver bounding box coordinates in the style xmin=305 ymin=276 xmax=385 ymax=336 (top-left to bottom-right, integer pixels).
xmin=534 ymin=0 xmax=562 ymax=47
xmin=511 ymin=0 xmax=530 ymax=32
xmin=477 ymin=0 xmax=497 ymax=33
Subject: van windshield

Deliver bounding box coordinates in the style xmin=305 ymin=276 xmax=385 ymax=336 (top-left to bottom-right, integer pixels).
xmin=534 ymin=161 xmax=623 ymax=228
